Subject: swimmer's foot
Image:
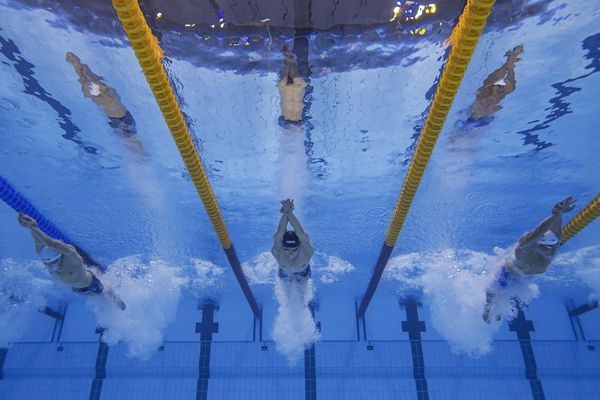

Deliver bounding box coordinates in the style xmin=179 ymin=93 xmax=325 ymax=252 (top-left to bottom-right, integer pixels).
xmin=104 ymin=288 xmax=127 ymax=311
xmin=483 ymin=311 xmax=491 ymax=324
xmin=483 ymin=307 xmax=502 ymax=324
xmin=483 ymin=305 xmax=492 ymax=323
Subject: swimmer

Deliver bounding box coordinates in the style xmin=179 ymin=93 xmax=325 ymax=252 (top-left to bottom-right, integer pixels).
xmin=17 ymin=213 xmax=126 ymax=310
xmin=66 ymin=52 xmax=143 ymax=154
xmin=469 ymin=45 xmax=524 ymax=121
xmin=483 ymin=196 xmax=576 ymax=323
xmin=271 ymin=199 xmax=314 ymax=282
xmin=276 ymin=46 xmax=307 ymax=122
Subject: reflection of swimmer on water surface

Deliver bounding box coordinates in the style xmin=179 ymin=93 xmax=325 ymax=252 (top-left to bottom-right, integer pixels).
xmin=468 ymin=45 xmax=524 ymax=124
xmin=483 ymin=196 xmax=576 ymax=323
xmin=66 ymin=52 xmax=144 ymax=155
xmin=277 ymin=46 xmax=307 ymax=122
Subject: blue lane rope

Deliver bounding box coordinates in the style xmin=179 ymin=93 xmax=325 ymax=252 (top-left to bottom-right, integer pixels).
xmin=0 ymin=176 xmax=72 ymax=243
xmin=0 ymin=176 xmax=102 ymax=269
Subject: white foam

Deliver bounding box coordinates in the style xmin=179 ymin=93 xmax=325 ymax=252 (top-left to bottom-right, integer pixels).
xmin=552 ymin=245 xmax=600 ymax=299
xmin=244 ymin=251 xmax=355 ymax=286
xmin=87 ymin=256 xmax=188 ymax=359
xmin=385 ymin=247 xmax=539 ymax=357
xmin=272 ymin=277 xmax=320 ymax=365
xmin=312 ymin=253 xmax=355 ymax=284
xmin=0 ymin=259 xmax=57 ymax=346
xmin=189 ymin=258 xmax=225 ymax=292
xmin=242 ymin=251 xmax=279 ymax=285
xmin=242 ymin=252 xmax=321 ymax=364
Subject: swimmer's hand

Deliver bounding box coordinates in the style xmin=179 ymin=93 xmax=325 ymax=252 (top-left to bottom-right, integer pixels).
xmin=280 ymin=199 xmax=294 ymax=214
xmin=552 ymin=196 xmax=576 ymax=215
xmin=17 ymin=213 xmax=38 ymax=229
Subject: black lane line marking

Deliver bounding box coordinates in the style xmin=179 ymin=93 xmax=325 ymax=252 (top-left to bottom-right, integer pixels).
xmin=570 ymin=300 xmax=599 ymax=316
xmin=89 ymin=328 xmax=108 ymax=400
xmin=196 ymin=302 xmax=219 ymax=400
xmin=305 ymin=304 xmax=319 ymax=400
xmin=0 ymin=348 xmax=7 ymax=380
xmin=509 ymin=308 xmax=545 ymax=400
xmin=402 ymin=298 xmax=429 ymax=400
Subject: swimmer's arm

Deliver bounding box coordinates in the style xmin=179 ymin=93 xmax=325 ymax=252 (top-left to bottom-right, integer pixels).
xmin=99 ymin=84 xmax=119 ymax=98
xmin=302 ymin=242 xmax=315 ymax=260
xmin=287 ymin=212 xmax=313 ymax=256
xmin=273 ymin=214 xmax=288 ymax=244
xmin=79 ymin=63 xmax=103 ymax=84
xmin=286 ymin=212 xmax=310 ymax=242
xmin=29 ymin=226 xmax=79 ymax=256
xmin=18 ymin=214 xmax=44 ymax=252
xmin=30 ymin=230 xmax=45 ymax=253
xmin=518 ymin=214 xmax=560 ymax=246
xmin=61 ymin=249 xmax=85 ymax=267
xmin=481 ymin=64 xmax=508 ymax=87
xmin=504 ymin=63 xmax=517 ymax=93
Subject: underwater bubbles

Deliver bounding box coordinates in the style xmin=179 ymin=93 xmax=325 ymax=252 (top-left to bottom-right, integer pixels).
xmin=87 ymin=255 xmax=188 ymax=359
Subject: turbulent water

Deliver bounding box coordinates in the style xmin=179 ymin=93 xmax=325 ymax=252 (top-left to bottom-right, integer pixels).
xmin=385 ymin=245 xmax=600 ymax=356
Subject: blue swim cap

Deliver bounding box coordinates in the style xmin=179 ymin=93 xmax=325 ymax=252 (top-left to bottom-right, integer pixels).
xmin=282 ymin=231 xmax=300 ymax=248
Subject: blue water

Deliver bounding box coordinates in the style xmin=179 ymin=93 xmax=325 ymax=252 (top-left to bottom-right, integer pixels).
xmin=1 ymin=0 xmax=600 ymax=399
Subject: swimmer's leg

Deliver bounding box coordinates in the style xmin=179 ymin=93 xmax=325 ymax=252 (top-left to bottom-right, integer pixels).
xmin=104 ymin=286 xmax=127 ymax=311
xmin=278 ymin=268 xmax=288 ymax=280
xmin=74 ymin=272 xmax=127 ymax=311
xmin=483 ymin=289 xmax=495 ymax=323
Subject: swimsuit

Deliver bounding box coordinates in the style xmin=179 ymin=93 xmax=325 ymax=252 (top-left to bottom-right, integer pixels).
xmin=109 ymin=111 xmax=137 ymax=138
xmin=464 ymin=115 xmax=494 ymax=128
xmin=72 ymin=272 xmax=104 ymax=295
xmin=278 ymin=265 xmax=311 ymax=281
xmin=491 ymin=264 xmax=519 ymax=291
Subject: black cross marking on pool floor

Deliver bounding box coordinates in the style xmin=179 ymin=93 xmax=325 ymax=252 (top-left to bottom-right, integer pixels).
xmin=401 ymin=298 xmax=429 ymax=400
xmin=89 ymin=327 xmax=109 ymax=400
xmin=196 ymin=301 xmax=219 ymax=400
xmin=509 ymin=308 xmax=545 ymax=400
xmin=0 ymin=348 xmax=7 ymax=380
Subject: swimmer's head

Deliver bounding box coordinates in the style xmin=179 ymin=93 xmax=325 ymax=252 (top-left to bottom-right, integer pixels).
xmin=506 ymin=44 xmax=524 ymax=58
xmin=537 ymin=230 xmax=559 ymax=247
xmin=40 ymin=246 xmax=62 ymax=266
xmin=282 ymin=231 xmax=300 ymax=259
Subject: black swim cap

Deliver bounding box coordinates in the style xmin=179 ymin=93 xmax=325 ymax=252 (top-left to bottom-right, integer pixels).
xmin=282 ymin=231 xmax=300 ymax=248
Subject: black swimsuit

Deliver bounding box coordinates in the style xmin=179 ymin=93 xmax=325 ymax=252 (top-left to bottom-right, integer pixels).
xmin=278 ymin=265 xmax=311 ymax=280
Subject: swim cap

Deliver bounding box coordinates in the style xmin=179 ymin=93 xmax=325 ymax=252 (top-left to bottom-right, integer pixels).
xmin=282 ymin=231 xmax=300 ymax=248
xmin=89 ymin=82 xmax=101 ymax=96
xmin=538 ymin=230 xmax=559 ymax=246
xmin=40 ymin=246 xmax=62 ymax=264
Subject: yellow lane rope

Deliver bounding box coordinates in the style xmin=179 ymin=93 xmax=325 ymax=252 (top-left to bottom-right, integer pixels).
xmin=384 ymin=0 xmax=496 ymax=247
xmin=562 ymin=194 xmax=600 ymax=244
xmin=112 ymin=0 xmax=232 ymax=248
